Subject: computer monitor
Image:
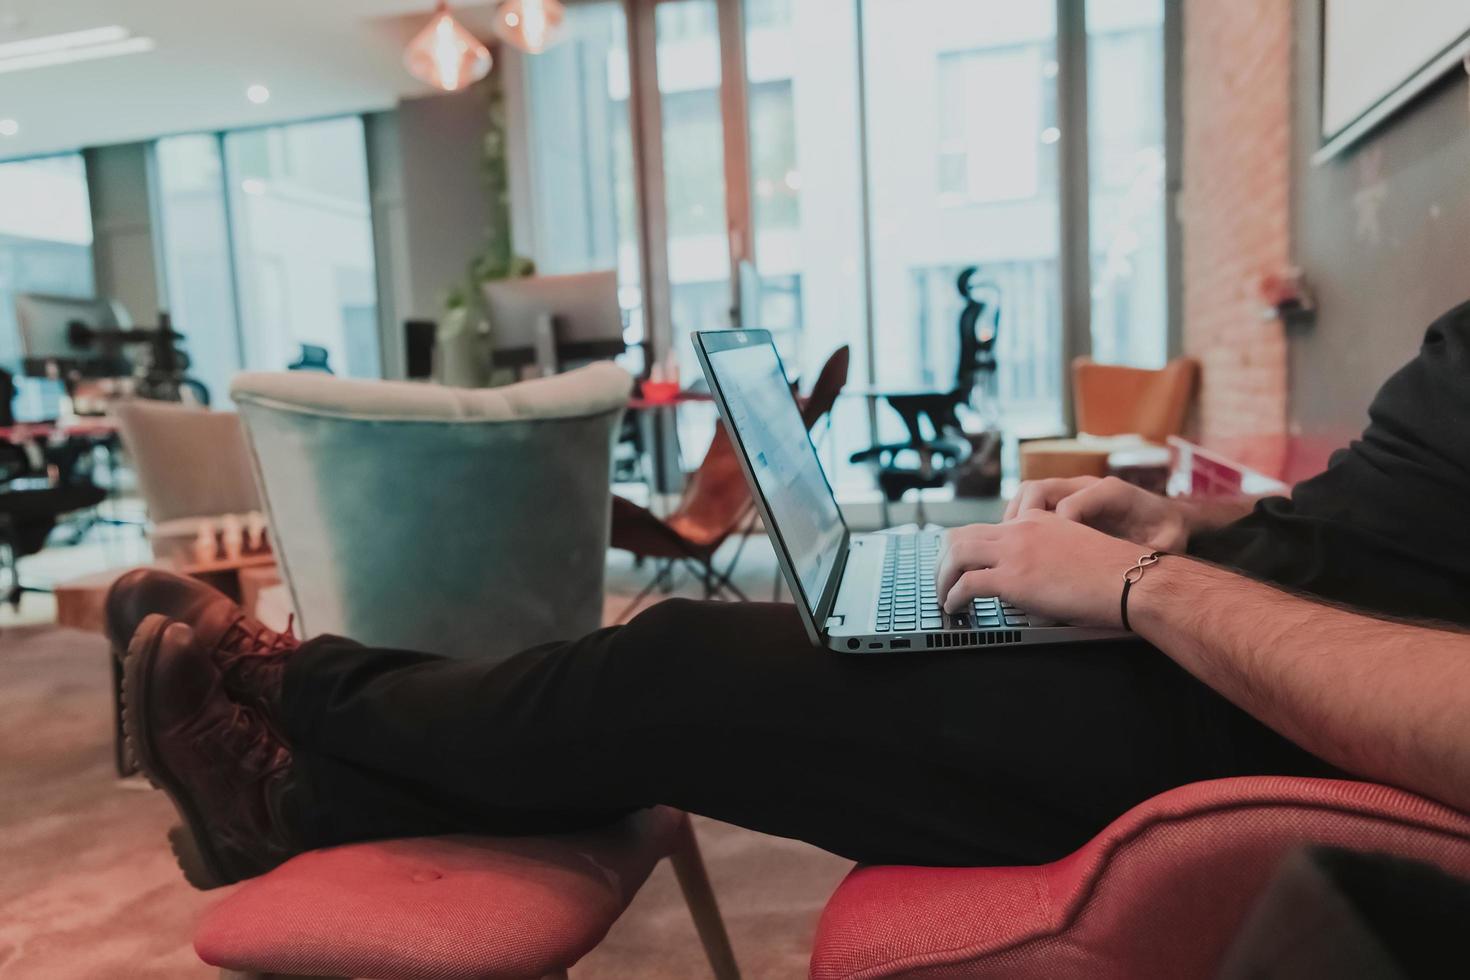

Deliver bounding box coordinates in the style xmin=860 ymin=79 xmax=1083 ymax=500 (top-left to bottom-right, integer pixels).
xmin=14 ymin=293 xmax=127 ymax=361
xmin=481 ymin=270 xmax=623 ymax=371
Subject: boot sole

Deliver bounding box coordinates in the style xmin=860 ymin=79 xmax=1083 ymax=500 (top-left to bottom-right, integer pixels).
xmin=121 ymin=614 xmax=232 ymax=890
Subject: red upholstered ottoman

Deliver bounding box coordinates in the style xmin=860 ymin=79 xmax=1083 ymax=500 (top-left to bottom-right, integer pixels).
xmin=809 ymin=778 xmax=1470 ymax=980
xmin=196 ymin=806 xmax=737 ymax=980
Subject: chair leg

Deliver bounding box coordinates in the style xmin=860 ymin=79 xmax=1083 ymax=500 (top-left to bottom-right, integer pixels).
xmin=669 ymin=818 xmax=740 ymax=980
xmin=613 ymin=559 xmax=675 ymax=624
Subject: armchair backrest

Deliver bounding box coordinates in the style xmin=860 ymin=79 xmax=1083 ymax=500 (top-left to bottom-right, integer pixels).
xmin=231 ymin=363 xmax=632 ymax=661
xmin=1073 ymin=356 xmax=1199 ymax=444
xmin=113 ymin=399 xmax=261 ymax=523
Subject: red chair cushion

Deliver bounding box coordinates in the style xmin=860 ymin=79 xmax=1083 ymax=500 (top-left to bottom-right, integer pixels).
xmin=196 ymin=806 xmax=684 ymax=980
xmin=810 ymin=778 xmax=1470 ymax=980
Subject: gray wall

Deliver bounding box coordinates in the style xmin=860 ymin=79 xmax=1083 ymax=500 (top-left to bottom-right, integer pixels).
xmin=1290 ymin=0 xmax=1470 ymax=436
xmin=84 ymin=142 xmax=161 ymax=323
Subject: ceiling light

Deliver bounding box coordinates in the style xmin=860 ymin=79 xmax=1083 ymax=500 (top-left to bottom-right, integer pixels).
xmin=403 ymin=2 xmax=492 ymax=92
xmin=492 ymin=0 xmax=567 ymax=55
xmin=0 ymin=25 xmax=154 ymax=75
xmin=0 ymin=119 xmax=17 ymax=137
xmin=246 ymin=84 xmax=270 ymax=104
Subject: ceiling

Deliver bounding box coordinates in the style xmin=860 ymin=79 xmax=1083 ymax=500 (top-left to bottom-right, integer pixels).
xmin=0 ymin=1 xmax=505 ymax=161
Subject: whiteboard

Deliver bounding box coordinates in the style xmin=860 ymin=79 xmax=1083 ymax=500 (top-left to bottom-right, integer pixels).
xmin=1319 ymin=0 xmax=1470 ymax=159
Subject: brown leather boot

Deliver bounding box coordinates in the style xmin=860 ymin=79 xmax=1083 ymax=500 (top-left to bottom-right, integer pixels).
xmin=122 ymin=614 xmax=305 ymax=888
xmin=106 ymin=569 xmax=296 ymax=729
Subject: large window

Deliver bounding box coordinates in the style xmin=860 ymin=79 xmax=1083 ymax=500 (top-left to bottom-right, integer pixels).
xmin=0 ymin=154 xmax=95 ymax=371
xmin=225 ymin=118 xmax=380 ymax=379
xmin=1087 ymin=0 xmax=1167 ymax=368
xmin=155 ymin=117 xmax=381 ymax=403
xmin=154 ymin=136 xmax=242 ymax=408
xmin=520 ymin=0 xmax=1172 ymax=489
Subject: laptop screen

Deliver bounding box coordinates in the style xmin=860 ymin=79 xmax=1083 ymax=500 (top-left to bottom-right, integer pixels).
xmin=702 ymin=339 xmax=845 ymax=613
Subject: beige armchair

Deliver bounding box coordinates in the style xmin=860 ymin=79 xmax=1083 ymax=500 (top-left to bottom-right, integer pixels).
xmin=112 ymin=400 xmax=261 ymax=560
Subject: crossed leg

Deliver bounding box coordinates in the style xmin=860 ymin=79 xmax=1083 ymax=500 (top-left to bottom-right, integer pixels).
xmin=279 ymin=598 xmax=1339 ymax=867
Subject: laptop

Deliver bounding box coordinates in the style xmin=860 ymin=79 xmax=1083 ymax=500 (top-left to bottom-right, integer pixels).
xmin=693 ymin=329 xmax=1129 ymax=653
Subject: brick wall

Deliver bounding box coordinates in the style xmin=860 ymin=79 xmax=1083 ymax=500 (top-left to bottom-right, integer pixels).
xmin=1178 ymin=0 xmax=1293 ymax=476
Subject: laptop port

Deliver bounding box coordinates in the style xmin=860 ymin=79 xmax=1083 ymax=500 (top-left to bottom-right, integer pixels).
xmin=847 ymin=638 xmax=861 ymax=650
xmin=890 ymin=639 xmax=911 ymax=649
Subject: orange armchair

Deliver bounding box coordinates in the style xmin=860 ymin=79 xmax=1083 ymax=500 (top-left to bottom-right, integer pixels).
xmin=1072 ymin=356 xmax=1198 ymax=443
xmin=810 ymin=777 xmax=1470 ymax=979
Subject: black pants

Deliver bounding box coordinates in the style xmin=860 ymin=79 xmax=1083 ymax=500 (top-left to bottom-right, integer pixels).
xmin=280 ymin=599 xmax=1338 ymax=867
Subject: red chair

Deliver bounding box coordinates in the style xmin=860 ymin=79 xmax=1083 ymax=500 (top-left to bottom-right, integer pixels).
xmin=809 ymin=777 xmax=1470 ymax=980
xmin=195 ymin=806 xmax=736 ymax=980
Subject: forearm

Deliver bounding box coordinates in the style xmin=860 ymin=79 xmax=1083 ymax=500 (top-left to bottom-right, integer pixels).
xmin=1130 ymin=558 xmax=1470 ymax=811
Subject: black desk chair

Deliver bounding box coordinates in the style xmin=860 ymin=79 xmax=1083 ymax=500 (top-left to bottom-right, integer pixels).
xmin=0 ymin=450 xmax=107 ymax=608
xmin=0 ymin=368 xmax=109 ymax=607
xmin=850 ymin=271 xmax=1001 ymax=521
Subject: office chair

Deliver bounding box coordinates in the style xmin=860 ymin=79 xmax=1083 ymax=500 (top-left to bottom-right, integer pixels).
xmin=287 ymin=343 xmax=334 ymax=374
xmin=0 ymin=386 xmax=108 ymax=608
xmin=850 ymin=272 xmax=1002 ymax=520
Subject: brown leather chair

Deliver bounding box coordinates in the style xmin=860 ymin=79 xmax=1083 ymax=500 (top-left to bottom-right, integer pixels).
xmin=610 ymin=346 xmax=850 ymax=618
xmin=1072 ymin=355 xmax=1199 ymax=443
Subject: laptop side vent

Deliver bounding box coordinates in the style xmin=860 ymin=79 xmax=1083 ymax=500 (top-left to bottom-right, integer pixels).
xmin=924 ymin=630 xmax=1021 ymax=649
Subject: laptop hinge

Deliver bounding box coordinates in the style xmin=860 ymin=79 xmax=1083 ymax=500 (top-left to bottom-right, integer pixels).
xmin=814 ymin=531 xmax=853 ymax=624
xmin=824 ymin=615 xmax=845 ymax=629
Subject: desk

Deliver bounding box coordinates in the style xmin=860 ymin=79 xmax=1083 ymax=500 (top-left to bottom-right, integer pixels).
xmin=625 ymin=391 xmax=715 ymax=495
xmin=0 ymin=419 xmax=119 ymax=444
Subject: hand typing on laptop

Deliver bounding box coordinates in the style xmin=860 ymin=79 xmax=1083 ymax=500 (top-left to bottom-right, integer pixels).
xmin=938 ymin=510 xmax=1151 ymax=628
xmin=940 ymin=477 xmax=1264 ymax=628
xmin=1001 ymin=475 xmax=1261 ymax=553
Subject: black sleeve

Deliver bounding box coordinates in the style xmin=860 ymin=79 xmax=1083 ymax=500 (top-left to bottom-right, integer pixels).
xmin=1188 ymin=299 xmax=1470 ymax=625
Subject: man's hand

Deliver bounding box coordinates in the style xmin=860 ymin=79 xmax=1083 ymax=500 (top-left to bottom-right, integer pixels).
xmin=936 ymin=510 xmax=1154 ymax=626
xmin=1002 ymin=476 xmax=1191 ymax=552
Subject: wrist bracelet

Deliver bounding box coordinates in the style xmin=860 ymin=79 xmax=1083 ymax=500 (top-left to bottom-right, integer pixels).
xmin=1120 ymin=552 xmax=1164 ymax=631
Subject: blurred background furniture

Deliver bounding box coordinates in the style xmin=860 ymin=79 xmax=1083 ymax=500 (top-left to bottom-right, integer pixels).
xmin=809 ymin=777 xmax=1470 ymax=980
xmin=0 ymin=443 xmax=106 ymax=608
xmin=220 ymin=362 xmax=738 ymax=980
xmin=610 ymin=345 xmax=850 ymax=617
xmin=112 ymin=400 xmax=261 ymax=562
xmin=1015 ymin=356 xmax=1200 ymax=484
xmin=1072 ymin=355 xmax=1199 ymax=443
xmin=17 ymin=293 xmax=211 ymax=405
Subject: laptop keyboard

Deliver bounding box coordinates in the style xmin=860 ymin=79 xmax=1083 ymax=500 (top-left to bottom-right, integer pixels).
xmin=875 ymin=535 xmax=1032 ymax=633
